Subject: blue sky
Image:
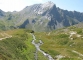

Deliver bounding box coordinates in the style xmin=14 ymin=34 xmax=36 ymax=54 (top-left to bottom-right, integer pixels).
xmin=0 ymin=0 xmax=83 ymax=12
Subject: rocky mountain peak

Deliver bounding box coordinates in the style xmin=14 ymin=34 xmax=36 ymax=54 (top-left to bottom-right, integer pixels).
xmin=0 ymin=9 xmax=5 ymax=17
xmin=0 ymin=2 xmax=83 ymax=32
xmin=35 ymin=1 xmax=56 ymax=15
xmin=42 ymin=1 xmax=55 ymax=8
xmin=45 ymin=1 xmax=54 ymax=5
xmin=0 ymin=9 xmax=4 ymax=13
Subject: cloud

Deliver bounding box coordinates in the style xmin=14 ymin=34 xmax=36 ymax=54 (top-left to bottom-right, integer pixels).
xmin=0 ymin=0 xmax=45 ymax=12
xmin=0 ymin=0 xmax=28 ymax=12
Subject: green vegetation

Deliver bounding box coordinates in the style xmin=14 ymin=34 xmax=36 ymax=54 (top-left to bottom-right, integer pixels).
xmin=0 ymin=29 xmax=36 ymax=60
xmin=0 ymin=26 xmax=83 ymax=60
xmin=0 ymin=29 xmax=50 ymax=60
xmin=60 ymin=57 xmax=81 ymax=60
xmin=35 ymin=27 xmax=83 ymax=60
xmin=37 ymin=51 xmax=48 ymax=60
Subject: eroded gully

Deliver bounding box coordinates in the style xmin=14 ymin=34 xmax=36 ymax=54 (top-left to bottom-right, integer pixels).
xmin=31 ymin=33 xmax=54 ymax=60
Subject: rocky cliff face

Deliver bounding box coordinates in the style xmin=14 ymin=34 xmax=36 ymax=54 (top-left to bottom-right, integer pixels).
xmin=0 ymin=9 xmax=5 ymax=17
xmin=0 ymin=1 xmax=83 ymax=31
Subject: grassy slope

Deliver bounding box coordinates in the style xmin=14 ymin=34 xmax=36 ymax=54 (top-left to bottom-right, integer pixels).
xmin=0 ymin=29 xmax=36 ymax=60
xmin=0 ymin=29 xmax=49 ymax=60
xmin=35 ymin=26 xmax=83 ymax=60
xmin=0 ymin=26 xmax=83 ymax=60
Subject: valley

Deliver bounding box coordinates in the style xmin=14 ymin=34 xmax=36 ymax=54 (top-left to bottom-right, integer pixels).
xmin=0 ymin=1 xmax=83 ymax=60
xmin=0 ymin=26 xmax=83 ymax=60
xmin=31 ymin=33 xmax=54 ymax=60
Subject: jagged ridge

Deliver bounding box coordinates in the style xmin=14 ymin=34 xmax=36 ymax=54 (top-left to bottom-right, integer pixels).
xmin=0 ymin=1 xmax=83 ymax=31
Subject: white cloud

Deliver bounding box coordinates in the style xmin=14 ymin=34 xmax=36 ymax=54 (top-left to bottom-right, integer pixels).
xmin=0 ymin=0 xmax=30 ymax=12
xmin=0 ymin=0 xmax=45 ymax=12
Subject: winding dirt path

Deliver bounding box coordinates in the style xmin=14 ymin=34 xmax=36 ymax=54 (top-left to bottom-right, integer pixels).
xmin=0 ymin=33 xmax=12 ymax=40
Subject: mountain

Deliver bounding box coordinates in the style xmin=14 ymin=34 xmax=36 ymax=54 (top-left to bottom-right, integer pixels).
xmin=0 ymin=1 xmax=83 ymax=31
xmin=0 ymin=2 xmax=83 ymax=59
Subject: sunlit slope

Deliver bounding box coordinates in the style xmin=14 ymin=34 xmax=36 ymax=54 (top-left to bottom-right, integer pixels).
xmin=0 ymin=29 xmax=36 ymax=60
xmin=0 ymin=29 xmax=50 ymax=60
xmin=35 ymin=26 xmax=83 ymax=60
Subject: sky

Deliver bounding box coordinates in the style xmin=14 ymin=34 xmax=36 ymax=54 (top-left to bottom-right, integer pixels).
xmin=0 ymin=0 xmax=83 ymax=12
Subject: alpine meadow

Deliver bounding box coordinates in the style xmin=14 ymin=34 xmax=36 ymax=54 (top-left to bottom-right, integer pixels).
xmin=0 ymin=1 xmax=83 ymax=60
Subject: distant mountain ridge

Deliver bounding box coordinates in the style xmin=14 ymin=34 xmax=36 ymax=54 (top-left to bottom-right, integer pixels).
xmin=0 ymin=1 xmax=83 ymax=31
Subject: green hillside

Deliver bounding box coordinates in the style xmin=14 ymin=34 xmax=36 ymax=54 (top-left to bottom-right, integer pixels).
xmin=0 ymin=29 xmax=35 ymax=60
xmin=0 ymin=26 xmax=83 ymax=60
xmin=0 ymin=1 xmax=83 ymax=60
xmin=35 ymin=26 xmax=83 ymax=60
xmin=0 ymin=29 xmax=49 ymax=60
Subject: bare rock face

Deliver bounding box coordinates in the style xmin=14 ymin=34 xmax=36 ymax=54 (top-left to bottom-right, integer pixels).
xmin=0 ymin=1 xmax=83 ymax=31
xmin=0 ymin=9 xmax=5 ymax=17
